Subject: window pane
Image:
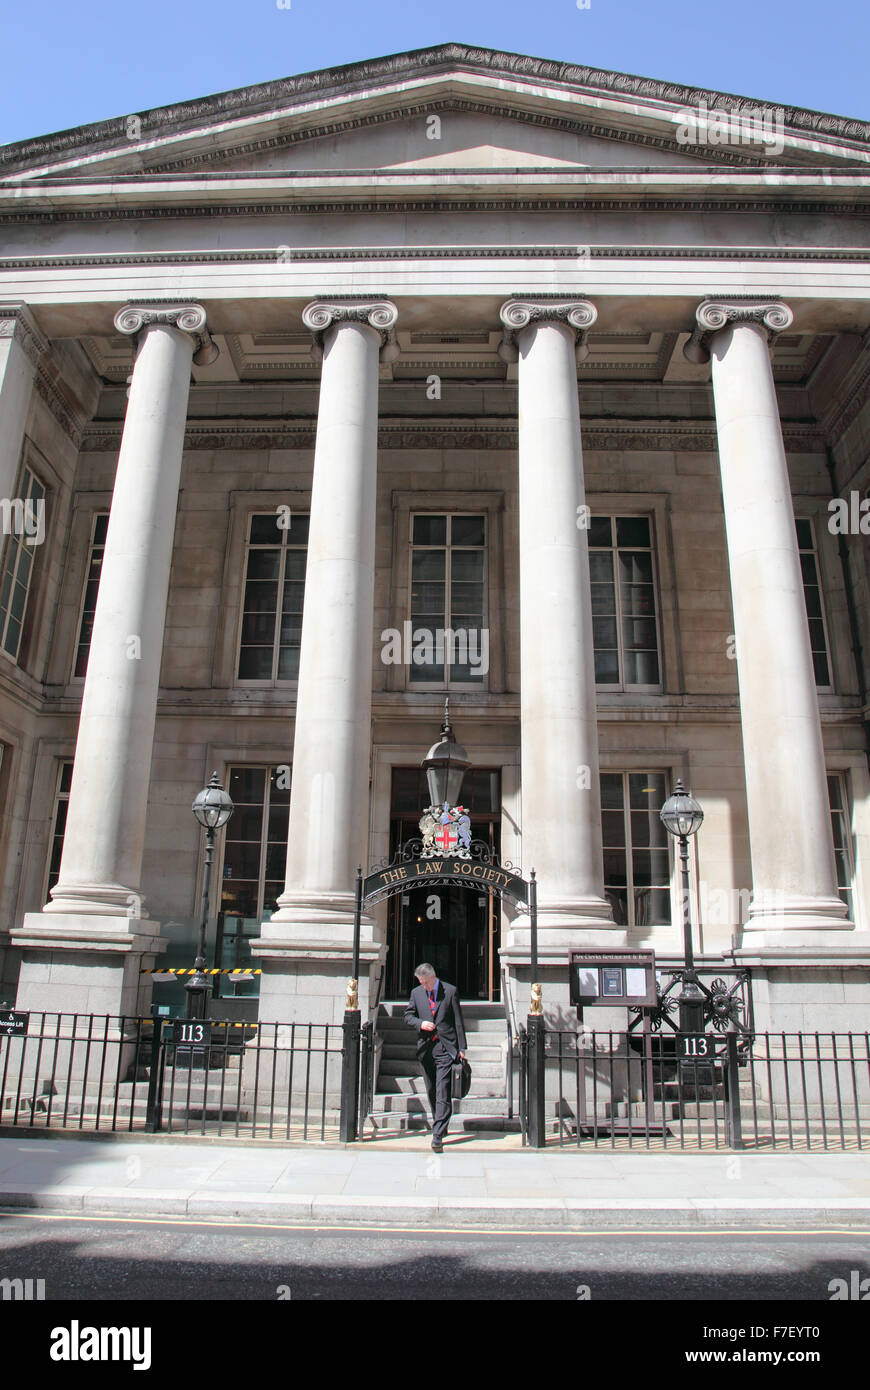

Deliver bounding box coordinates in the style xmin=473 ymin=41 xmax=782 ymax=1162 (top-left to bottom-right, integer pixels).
xmin=812 ymin=650 xmax=831 ymax=686
xmin=591 ymin=583 xmax=616 ymax=616
xmin=593 ymin=616 xmax=618 ymax=649
xmin=619 ymin=551 xmax=653 ymax=585
xmin=594 ymin=649 xmax=619 ymax=684
xmin=245 ymin=550 xmax=281 ymax=581
xmin=624 ymin=650 xmax=660 ymax=685
xmin=450 ymin=516 xmax=485 ymax=546
xmin=795 ymin=518 xmax=813 ymax=549
xmin=249 ymin=514 xmax=284 ymax=544
xmin=413 ymin=515 xmax=446 ymax=546
xmin=277 ymin=645 xmax=300 ymax=681
xmin=238 ymin=647 xmax=274 ymax=680
xmin=241 ymin=611 xmax=276 ymax=644
xmin=589 ymin=552 xmax=614 ymax=583
xmin=588 ymin=516 xmax=612 ymax=548
xmin=412 ymin=551 xmax=446 ymax=581
xmin=229 ymin=768 xmax=266 ymax=803
xmin=243 ymin=581 xmax=279 ymax=614
xmin=600 ymin=773 xmax=624 ymax=810
xmin=616 ymin=516 xmax=651 ymax=548
xmin=451 ymin=550 xmax=484 ymax=583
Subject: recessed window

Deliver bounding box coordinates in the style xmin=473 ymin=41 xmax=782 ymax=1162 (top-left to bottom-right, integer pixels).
xmin=45 ymin=760 xmax=74 ymax=902
xmin=73 ymin=513 xmax=109 ymax=678
xmin=600 ymin=771 xmax=671 ymax=928
xmin=409 ymin=513 xmax=487 ymax=686
xmin=0 ymin=466 xmax=46 ymax=662
xmin=237 ymin=513 xmax=309 ymax=682
xmin=589 ymin=516 xmax=661 ymax=688
xmin=827 ymin=773 xmax=855 ymax=920
xmin=795 ymin=518 xmax=832 ymax=688
xmin=216 ymin=765 xmax=291 ymax=996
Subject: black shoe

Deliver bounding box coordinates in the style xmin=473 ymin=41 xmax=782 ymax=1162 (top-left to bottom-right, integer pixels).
xmin=431 ymin=1140 xmax=443 ymax=1153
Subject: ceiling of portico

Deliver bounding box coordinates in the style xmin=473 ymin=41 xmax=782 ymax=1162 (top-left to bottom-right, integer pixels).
xmin=78 ymin=324 xmax=835 ymax=388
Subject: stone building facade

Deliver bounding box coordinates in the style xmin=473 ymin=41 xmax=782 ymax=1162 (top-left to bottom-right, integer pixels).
xmin=0 ymin=44 xmax=868 ymax=1034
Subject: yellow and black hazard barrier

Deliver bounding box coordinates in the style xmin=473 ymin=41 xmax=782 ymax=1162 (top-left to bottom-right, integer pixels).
xmin=139 ymin=967 xmax=262 ymax=976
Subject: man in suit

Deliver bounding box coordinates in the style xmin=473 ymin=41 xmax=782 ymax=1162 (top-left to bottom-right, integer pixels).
xmin=404 ymin=962 xmax=467 ymax=1152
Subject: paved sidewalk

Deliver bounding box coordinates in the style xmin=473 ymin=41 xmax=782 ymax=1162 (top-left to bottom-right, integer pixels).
xmin=0 ymin=1131 xmax=868 ymax=1229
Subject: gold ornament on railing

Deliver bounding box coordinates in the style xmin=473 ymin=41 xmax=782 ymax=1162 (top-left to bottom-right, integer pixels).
xmin=530 ymin=982 xmax=543 ymax=1016
xmin=346 ymin=978 xmax=359 ymax=1011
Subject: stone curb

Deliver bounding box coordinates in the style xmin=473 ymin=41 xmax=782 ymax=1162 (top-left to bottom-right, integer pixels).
xmin=2 ymin=1189 xmax=870 ymax=1230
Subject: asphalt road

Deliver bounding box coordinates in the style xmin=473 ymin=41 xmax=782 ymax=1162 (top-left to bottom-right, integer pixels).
xmin=0 ymin=1212 xmax=867 ymax=1301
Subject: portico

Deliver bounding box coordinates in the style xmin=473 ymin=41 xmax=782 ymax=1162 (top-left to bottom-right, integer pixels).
xmin=0 ymin=44 xmax=868 ymax=1035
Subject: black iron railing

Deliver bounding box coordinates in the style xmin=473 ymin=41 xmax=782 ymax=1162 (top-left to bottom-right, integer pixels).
xmin=517 ymin=1028 xmax=870 ymax=1151
xmin=0 ymin=1013 xmax=354 ymax=1142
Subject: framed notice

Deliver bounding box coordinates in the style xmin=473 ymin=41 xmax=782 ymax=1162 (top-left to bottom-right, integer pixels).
xmin=568 ymin=951 xmax=657 ymax=1007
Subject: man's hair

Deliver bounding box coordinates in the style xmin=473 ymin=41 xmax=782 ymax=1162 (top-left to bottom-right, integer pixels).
xmin=414 ymin=963 xmax=436 ymax=980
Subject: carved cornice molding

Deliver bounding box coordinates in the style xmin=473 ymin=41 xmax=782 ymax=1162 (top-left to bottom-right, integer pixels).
xmin=683 ymin=297 xmax=794 ymax=363
xmin=79 ymin=415 xmax=825 ymax=454
xmin=33 ymin=365 xmax=86 ymax=447
xmin=0 ymin=303 xmax=48 ymax=368
xmin=499 ymin=298 xmax=598 ymax=363
xmin=114 ymin=302 xmax=219 ymax=366
xmin=5 ymin=194 xmax=870 ymax=231
xmin=2 ymin=241 xmax=869 ymax=268
xmin=3 ymin=43 xmax=869 ymax=175
xmin=302 ymin=300 xmax=399 ymax=363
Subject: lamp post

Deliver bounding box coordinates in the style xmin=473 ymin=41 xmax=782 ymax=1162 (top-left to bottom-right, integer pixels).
xmin=186 ymin=771 xmax=234 ymax=1020
xmin=660 ymin=779 xmax=705 ymax=1035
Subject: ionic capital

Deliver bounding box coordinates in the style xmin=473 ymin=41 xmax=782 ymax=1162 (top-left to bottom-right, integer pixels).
xmin=683 ymin=297 xmax=794 ymax=363
xmin=0 ymin=303 xmax=49 ymax=369
xmin=113 ymin=303 xmax=219 ymax=366
xmin=302 ymin=300 xmax=399 ymax=363
xmin=498 ymin=298 xmax=598 ymax=363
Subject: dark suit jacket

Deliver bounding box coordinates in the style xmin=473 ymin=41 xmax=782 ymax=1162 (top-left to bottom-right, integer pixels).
xmin=404 ymin=980 xmax=467 ymax=1059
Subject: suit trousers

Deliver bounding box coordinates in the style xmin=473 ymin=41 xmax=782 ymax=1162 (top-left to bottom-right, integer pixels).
xmin=418 ymin=1041 xmax=454 ymax=1141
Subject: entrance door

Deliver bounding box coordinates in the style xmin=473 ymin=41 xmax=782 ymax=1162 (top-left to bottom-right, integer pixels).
xmin=398 ymin=883 xmax=489 ymax=998
xmin=386 ymin=766 xmax=501 ymax=1000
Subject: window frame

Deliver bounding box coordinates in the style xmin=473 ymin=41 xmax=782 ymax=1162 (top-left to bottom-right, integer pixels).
xmin=0 ymin=462 xmax=47 ymax=666
xmin=407 ymin=510 xmax=489 ymax=691
xmin=387 ymin=490 xmax=505 ymax=695
xmin=589 ymin=512 xmax=664 ymax=694
xmin=70 ymin=511 xmax=109 ymax=682
xmin=234 ymin=510 xmax=310 ymax=686
xmin=600 ymin=768 xmax=673 ymax=931
xmin=795 ymin=514 xmax=834 ymax=691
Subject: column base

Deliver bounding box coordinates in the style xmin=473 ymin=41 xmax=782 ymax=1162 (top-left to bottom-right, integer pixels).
xmin=10 ymin=912 xmax=166 ymax=1016
xmin=741 ymin=891 xmax=854 ymax=944
xmin=507 ymin=895 xmax=624 ymax=956
xmin=251 ymin=941 xmax=387 ymax=1025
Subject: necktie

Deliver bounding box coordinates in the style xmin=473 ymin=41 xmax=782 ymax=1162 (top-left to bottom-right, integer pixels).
xmin=429 ymin=989 xmax=437 ymax=1038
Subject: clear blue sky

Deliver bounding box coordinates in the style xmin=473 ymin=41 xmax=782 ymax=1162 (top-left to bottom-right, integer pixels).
xmin=1 ymin=0 xmax=867 ymax=148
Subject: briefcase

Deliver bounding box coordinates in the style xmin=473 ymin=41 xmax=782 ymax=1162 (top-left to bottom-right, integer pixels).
xmin=451 ymin=1056 xmax=472 ymax=1100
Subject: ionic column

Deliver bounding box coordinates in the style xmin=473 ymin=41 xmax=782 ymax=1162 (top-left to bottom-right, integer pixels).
xmin=690 ymin=299 xmax=852 ymax=939
xmin=255 ymin=302 xmax=397 ymax=1023
xmin=499 ymin=300 xmax=617 ymax=961
xmin=14 ymin=304 xmax=217 ymax=1014
xmin=0 ymin=304 xmax=47 ymax=502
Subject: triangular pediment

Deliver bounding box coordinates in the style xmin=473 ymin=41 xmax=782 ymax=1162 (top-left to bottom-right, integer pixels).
xmin=3 ymin=43 xmax=869 ymax=191
xmin=208 ymin=105 xmax=718 ymax=174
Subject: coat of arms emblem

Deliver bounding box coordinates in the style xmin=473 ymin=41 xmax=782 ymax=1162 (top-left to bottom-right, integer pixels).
xmin=419 ymin=804 xmax=473 ymax=859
